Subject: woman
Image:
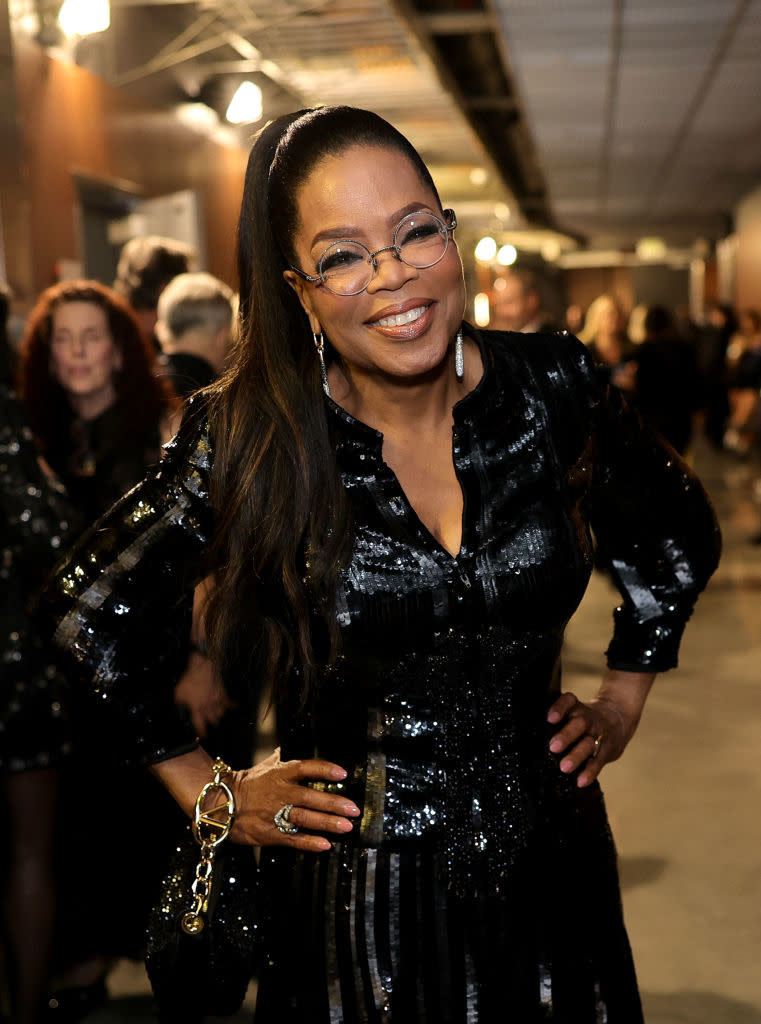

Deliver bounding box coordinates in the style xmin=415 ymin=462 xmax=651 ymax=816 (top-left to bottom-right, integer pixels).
xmin=17 ymin=279 xmax=177 ymax=523
xmin=16 ymin=281 xmax=179 ymax=1016
xmin=45 ymin=107 xmax=720 ymax=1022
xmin=724 ymin=308 xmax=761 ymax=454
xmin=579 ymin=293 xmax=637 ymax=394
xmin=0 ymin=387 xmax=73 ymax=1024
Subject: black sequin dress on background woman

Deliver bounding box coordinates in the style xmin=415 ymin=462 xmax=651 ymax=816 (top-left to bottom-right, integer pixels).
xmin=0 ymin=387 xmax=74 ymax=773
xmin=43 ymin=330 xmax=721 ymax=1023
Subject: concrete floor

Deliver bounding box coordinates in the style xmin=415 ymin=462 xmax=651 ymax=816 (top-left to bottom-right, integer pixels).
xmin=89 ymin=440 xmax=761 ymax=1023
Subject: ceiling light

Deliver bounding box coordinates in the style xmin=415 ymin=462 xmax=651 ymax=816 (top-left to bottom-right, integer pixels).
xmin=497 ymin=244 xmax=518 ymax=266
xmin=470 ymin=168 xmax=488 ymax=188
xmin=58 ymin=0 xmax=110 ymax=37
xmin=226 ymin=82 xmax=263 ymax=125
xmin=494 ymin=203 xmax=511 ymax=221
xmin=635 ymin=237 xmax=666 ymax=262
xmin=475 ymin=237 xmax=497 ymax=262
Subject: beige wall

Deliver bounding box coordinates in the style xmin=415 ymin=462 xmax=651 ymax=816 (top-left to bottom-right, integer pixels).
xmin=6 ymin=35 xmax=247 ymax=303
xmin=563 ymin=266 xmax=635 ymax=319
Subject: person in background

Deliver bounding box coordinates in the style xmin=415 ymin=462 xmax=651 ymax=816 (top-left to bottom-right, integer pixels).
xmin=16 ymin=281 xmax=180 ymax=1018
xmin=724 ymin=309 xmax=761 ymax=455
xmin=113 ymin=235 xmax=196 ymax=351
xmin=694 ymin=302 xmax=735 ymax=450
xmin=626 ymin=303 xmax=648 ymax=347
xmin=17 ymin=280 xmax=178 ymax=525
xmin=634 ymin=305 xmax=701 ymax=455
xmin=564 ymin=302 xmax=584 ymax=335
xmin=579 ymin=293 xmax=636 ymax=394
xmin=491 ymin=267 xmax=555 ymax=333
xmin=155 ymin=271 xmax=235 ymax=400
xmin=0 ymin=281 xmax=16 ymax=387
xmin=43 ymin=105 xmax=720 ymax=1023
xmin=1 ymin=278 xmax=77 ymax=1024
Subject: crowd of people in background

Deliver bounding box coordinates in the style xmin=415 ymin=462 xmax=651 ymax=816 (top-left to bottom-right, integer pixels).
xmin=0 ymin=242 xmax=755 ymax=1021
xmin=0 ymin=241 xmax=239 ymax=1023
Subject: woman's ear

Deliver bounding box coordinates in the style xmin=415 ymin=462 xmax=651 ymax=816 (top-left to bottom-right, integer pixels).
xmin=283 ymin=270 xmax=322 ymax=336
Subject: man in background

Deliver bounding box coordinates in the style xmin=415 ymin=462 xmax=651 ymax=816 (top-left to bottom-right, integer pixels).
xmin=155 ymin=271 xmax=235 ymax=399
xmin=113 ymin=235 xmax=196 ymax=349
xmin=492 ymin=268 xmax=556 ymax=333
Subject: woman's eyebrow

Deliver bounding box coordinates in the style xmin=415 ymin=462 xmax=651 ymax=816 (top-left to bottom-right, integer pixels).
xmin=309 ymin=202 xmax=435 ymax=251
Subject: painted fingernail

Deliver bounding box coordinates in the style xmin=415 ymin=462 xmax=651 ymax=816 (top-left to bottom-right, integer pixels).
xmin=316 ymin=838 xmax=332 ymax=851
xmin=337 ymin=818 xmax=354 ymax=833
xmin=342 ymin=802 xmax=360 ymax=816
xmin=547 ymin=711 xmax=560 ymax=723
xmin=560 ymin=758 xmax=573 ymax=772
xmin=549 ymin=739 xmax=562 ymax=753
xmin=331 ymin=767 xmax=348 ymax=780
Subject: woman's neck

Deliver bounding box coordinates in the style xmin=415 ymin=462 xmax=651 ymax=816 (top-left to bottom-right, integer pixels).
xmin=67 ymin=385 xmax=117 ymax=423
xmin=329 ymin=337 xmax=482 ymax=437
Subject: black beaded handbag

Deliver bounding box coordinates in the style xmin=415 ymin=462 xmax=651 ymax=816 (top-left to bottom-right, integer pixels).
xmin=145 ymin=763 xmax=262 ymax=1018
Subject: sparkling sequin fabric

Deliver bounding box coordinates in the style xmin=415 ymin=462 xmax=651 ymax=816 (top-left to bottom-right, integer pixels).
xmin=45 ymin=330 xmax=720 ymax=1022
xmin=0 ymin=388 xmax=74 ymax=772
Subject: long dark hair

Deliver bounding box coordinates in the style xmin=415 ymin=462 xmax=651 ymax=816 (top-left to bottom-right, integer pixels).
xmin=204 ymin=106 xmax=443 ymax=702
xmin=17 ymin=280 xmax=177 ymax=456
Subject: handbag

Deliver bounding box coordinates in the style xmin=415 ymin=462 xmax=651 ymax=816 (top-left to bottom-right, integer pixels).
xmin=144 ymin=761 xmax=263 ymax=1018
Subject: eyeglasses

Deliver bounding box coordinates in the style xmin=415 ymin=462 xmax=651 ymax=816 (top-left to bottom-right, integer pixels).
xmin=290 ymin=209 xmax=457 ymax=296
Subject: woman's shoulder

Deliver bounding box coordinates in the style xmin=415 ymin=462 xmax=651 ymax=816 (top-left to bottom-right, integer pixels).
xmin=479 ymin=327 xmax=599 ymax=395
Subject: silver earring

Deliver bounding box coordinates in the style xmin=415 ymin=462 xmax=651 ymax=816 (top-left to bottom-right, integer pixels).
xmin=454 ymin=328 xmax=464 ymax=382
xmin=313 ymin=331 xmax=330 ymax=397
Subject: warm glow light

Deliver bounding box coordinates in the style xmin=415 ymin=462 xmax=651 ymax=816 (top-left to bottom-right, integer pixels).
xmin=474 ymin=292 xmax=491 ymax=327
xmin=475 ymin=237 xmax=497 ymax=262
xmin=494 ymin=202 xmax=511 ymax=221
xmin=497 ymin=244 xmax=518 ymax=266
xmin=58 ymin=0 xmax=110 ymax=37
xmin=635 ymin=236 xmax=667 ymax=262
xmin=176 ymin=103 xmax=219 ymax=131
xmin=542 ymin=239 xmax=561 ymax=262
xmin=226 ymin=82 xmax=263 ymax=124
xmin=469 ymin=168 xmax=488 ymax=188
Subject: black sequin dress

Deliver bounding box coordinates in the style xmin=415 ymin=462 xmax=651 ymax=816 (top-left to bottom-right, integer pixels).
xmin=0 ymin=388 xmax=74 ymax=772
xmin=44 ymin=330 xmax=720 ymax=1022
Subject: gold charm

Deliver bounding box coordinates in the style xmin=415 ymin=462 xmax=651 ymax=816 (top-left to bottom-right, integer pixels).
xmin=181 ymin=912 xmax=205 ymax=935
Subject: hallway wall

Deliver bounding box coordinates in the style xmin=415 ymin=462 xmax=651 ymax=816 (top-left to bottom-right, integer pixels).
xmin=5 ymin=35 xmax=247 ymax=303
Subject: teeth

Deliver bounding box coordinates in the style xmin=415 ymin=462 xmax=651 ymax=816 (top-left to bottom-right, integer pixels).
xmin=375 ymin=305 xmax=428 ymax=328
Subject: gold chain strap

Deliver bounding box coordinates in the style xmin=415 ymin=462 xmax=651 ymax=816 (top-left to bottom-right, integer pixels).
xmin=181 ymin=759 xmax=235 ymax=936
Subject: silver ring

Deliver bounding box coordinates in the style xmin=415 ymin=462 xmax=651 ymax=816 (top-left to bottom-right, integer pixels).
xmin=273 ymin=803 xmax=300 ymax=835
xmin=591 ymin=733 xmax=604 ymax=758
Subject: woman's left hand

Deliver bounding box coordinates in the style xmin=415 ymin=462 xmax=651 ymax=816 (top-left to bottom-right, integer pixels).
xmin=546 ymin=669 xmax=656 ymax=787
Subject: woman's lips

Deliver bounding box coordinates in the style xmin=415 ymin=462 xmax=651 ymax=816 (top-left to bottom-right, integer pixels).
xmin=367 ymin=302 xmax=434 ymax=339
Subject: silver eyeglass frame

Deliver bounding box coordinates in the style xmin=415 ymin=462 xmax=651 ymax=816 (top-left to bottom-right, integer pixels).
xmin=289 ymin=208 xmax=457 ymax=296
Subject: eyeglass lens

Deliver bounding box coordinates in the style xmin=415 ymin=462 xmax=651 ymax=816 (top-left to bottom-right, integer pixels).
xmin=318 ymin=212 xmax=449 ymax=295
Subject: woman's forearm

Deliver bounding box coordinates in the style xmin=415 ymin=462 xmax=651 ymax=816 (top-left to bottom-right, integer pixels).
xmin=594 ymin=668 xmax=656 ymax=739
xmin=149 ymin=747 xmax=215 ymax=817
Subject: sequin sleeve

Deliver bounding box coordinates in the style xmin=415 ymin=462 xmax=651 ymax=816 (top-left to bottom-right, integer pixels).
xmin=42 ymin=399 xmax=214 ymax=764
xmin=566 ymin=336 xmax=721 ymax=672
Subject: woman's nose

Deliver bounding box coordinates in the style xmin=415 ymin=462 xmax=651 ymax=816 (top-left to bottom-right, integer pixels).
xmin=366 ymin=250 xmax=417 ymax=293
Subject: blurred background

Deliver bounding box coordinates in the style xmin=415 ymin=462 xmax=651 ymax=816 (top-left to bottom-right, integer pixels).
xmin=1 ymin=2 xmax=760 ymax=1022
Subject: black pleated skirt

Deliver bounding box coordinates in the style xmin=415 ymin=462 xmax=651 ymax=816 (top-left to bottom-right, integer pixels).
xmin=254 ymin=790 xmax=643 ymax=1023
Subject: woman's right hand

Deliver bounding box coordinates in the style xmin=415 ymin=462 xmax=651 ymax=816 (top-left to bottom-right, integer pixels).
xmin=228 ymin=748 xmax=360 ymax=852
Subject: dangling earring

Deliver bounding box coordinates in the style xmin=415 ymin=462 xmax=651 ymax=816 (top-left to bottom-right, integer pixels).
xmin=313 ymin=331 xmax=330 ymax=397
xmin=454 ymin=328 xmax=464 ymax=382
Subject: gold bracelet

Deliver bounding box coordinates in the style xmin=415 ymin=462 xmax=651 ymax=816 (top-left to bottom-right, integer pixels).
xmin=181 ymin=759 xmax=235 ymax=936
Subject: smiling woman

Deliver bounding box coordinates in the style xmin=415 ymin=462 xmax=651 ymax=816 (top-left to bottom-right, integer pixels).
xmin=43 ymin=108 xmax=721 ymax=1023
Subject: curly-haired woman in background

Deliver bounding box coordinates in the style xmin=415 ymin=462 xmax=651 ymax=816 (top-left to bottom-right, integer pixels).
xmin=15 ymin=281 xmax=179 ymax=1018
